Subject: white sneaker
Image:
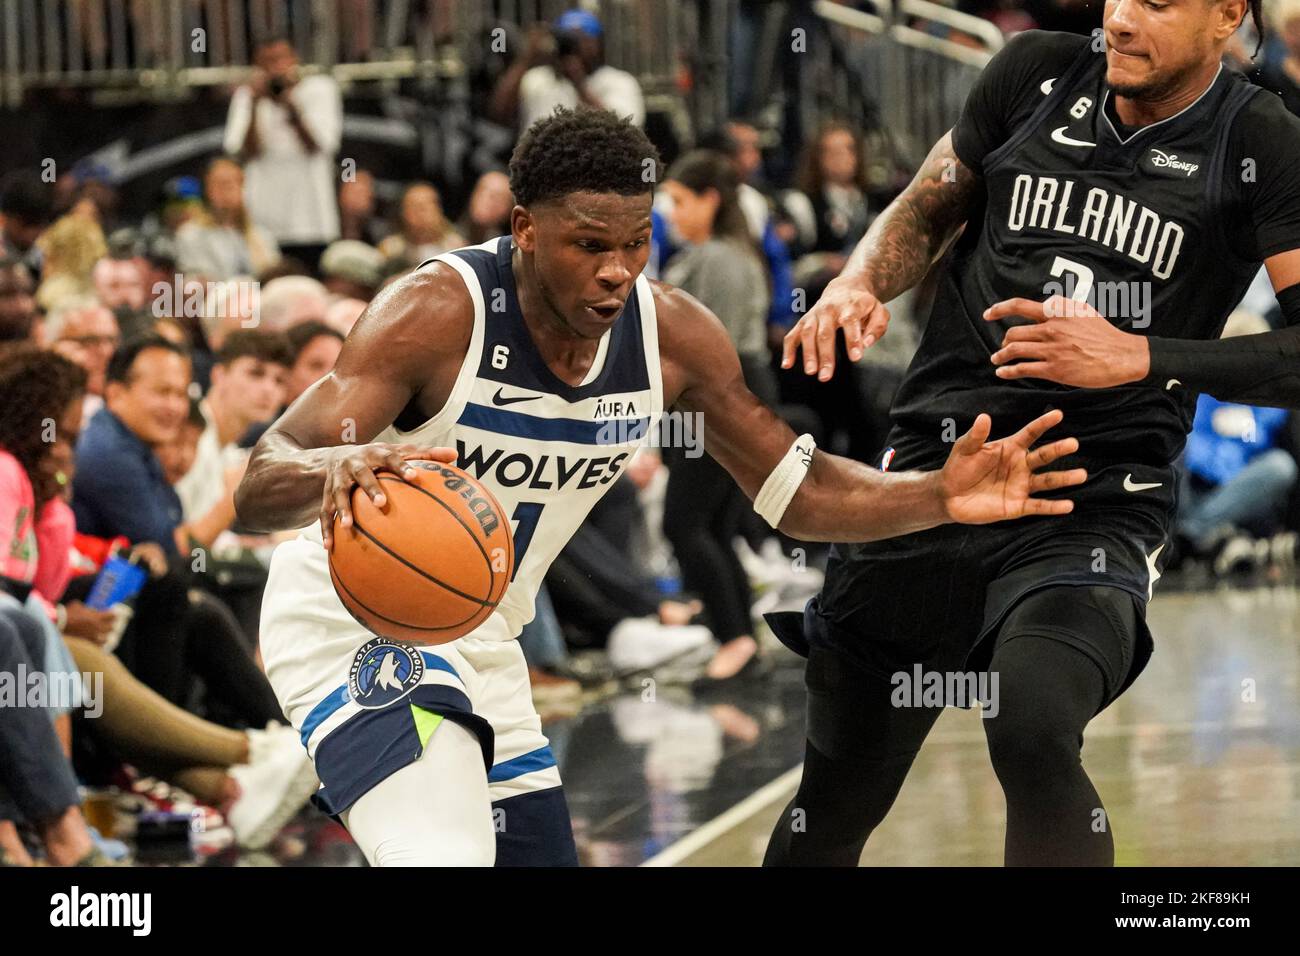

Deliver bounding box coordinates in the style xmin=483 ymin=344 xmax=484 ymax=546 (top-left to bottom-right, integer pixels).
xmin=228 ymin=724 xmax=319 ymax=850
xmin=607 ymin=618 xmax=716 ymax=675
xmin=1213 ymin=534 xmax=1258 ymax=577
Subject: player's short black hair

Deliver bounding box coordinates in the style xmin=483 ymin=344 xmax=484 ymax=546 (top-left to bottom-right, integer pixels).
xmin=107 ymin=333 xmax=190 ymax=385
xmin=509 ymin=107 xmax=660 ymax=208
xmin=1248 ymin=0 xmax=1264 ymax=55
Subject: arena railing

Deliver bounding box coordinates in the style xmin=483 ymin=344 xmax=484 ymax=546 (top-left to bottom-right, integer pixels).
xmin=810 ymin=0 xmax=1002 ymax=170
xmin=0 ymin=0 xmax=726 ymax=126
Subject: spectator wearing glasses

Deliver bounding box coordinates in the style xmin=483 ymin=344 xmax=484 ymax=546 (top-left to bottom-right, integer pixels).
xmin=45 ymin=298 xmax=121 ymax=424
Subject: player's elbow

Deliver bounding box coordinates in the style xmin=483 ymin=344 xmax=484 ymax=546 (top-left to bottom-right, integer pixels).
xmin=232 ymin=474 xmax=264 ymax=531
xmin=773 ymin=496 xmax=825 ymax=543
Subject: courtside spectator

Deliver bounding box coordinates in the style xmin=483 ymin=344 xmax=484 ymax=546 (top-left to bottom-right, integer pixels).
xmin=175 ymin=157 xmax=281 ymax=281
xmin=660 ymin=150 xmax=772 ymax=686
xmin=34 ymin=214 xmax=105 ymax=314
xmin=45 ymin=298 xmax=120 ymax=421
xmin=338 ymin=169 xmax=388 ymax=246
xmin=72 ymin=335 xmax=189 ymax=555
xmin=0 ymin=170 xmax=54 ymax=271
xmin=1176 ymin=311 xmax=1299 ymax=572
xmin=174 ymin=330 xmax=290 ymax=535
xmin=284 ymin=321 xmax=343 ymax=404
xmin=238 ymin=320 xmax=342 ymax=449
xmin=457 ymin=171 xmax=514 ymax=245
xmin=377 ymin=183 xmax=464 ymax=270
xmin=258 ymin=275 xmax=329 ymax=333
xmin=0 ymin=258 xmax=39 ymax=343
xmin=92 ymin=253 xmax=150 ymax=337
xmin=319 ymin=240 xmax=384 ymax=301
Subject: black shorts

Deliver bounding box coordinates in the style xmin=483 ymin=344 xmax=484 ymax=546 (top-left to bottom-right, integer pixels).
xmin=768 ymin=460 xmax=1172 ymax=707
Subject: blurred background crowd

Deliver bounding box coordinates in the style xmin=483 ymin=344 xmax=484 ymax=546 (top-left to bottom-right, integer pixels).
xmin=3 ymin=0 xmax=1300 ymax=865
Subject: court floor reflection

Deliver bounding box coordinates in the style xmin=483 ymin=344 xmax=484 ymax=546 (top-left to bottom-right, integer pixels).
xmin=212 ymin=584 xmax=1299 ymax=866
xmin=659 ymin=586 xmax=1300 ymax=866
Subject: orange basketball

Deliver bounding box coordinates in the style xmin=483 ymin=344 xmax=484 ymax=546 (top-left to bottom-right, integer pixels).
xmin=328 ymin=460 xmax=514 ymax=644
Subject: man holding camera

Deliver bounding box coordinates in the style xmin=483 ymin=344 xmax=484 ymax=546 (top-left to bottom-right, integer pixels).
xmin=492 ymin=9 xmax=645 ymax=131
xmin=224 ymin=36 xmax=343 ymax=273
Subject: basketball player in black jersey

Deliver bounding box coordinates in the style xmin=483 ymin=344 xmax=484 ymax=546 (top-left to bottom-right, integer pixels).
xmin=768 ymin=0 xmax=1300 ymax=865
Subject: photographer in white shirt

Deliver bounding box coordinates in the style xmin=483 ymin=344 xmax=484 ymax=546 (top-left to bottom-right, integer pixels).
xmin=491 ymin=9 xmax=645 ymax=131
xmin=224 ymin=36 xmax=342 ymax=272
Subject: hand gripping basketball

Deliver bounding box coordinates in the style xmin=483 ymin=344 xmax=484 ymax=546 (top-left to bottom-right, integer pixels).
xmin=319 ymin=443 xmax=458 ymax=551
xmin=325 ymin=451 xmax=515 ymax=644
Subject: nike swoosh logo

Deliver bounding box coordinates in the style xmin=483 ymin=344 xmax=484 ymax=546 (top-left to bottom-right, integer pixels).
xmin=1040 ymin=77 xmax=1056 ymax=95
xmin=1165 ymin=378 xmax=1181 ymax=390
xmin=1123 ymin=474 xmax=1163 ymax=492
xmin=492 ymin=388 xmax=540 ymax=407
xmin=1051 ymin=126 xmax=1096 ymax=148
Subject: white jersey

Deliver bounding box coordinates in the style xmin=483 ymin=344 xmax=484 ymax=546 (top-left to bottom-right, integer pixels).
xmin=262 ymin=235 xmax=664 ymax=819
xmin=371 ymin=235 xmax=664 ymax=642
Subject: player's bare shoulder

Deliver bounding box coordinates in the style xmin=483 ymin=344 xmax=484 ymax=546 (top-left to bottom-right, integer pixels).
xmin=343 ymin=262 xmax=474 ymax=367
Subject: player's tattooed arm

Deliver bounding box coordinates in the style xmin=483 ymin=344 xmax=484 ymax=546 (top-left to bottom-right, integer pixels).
xmin=783 ymin=130 xmax=980 ymax=381
xmin=846 ymin=130 xmax=979 ymax=299
xmin=235 ymin=267 xmax=469 ymax=545
xmin=658 ymin=286 xmax=1085 ymax=541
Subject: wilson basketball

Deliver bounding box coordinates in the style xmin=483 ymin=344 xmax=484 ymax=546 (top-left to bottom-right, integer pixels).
xmin=328 ymin=460 xmax=514 ymax=644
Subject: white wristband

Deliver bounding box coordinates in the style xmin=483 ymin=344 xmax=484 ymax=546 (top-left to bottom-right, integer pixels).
xmin=753 ymin=434 xmax=817 ymax=528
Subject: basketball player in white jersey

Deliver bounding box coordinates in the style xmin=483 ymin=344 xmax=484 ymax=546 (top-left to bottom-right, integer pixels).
xmin=235 ymin=107 xmax=1086 ymax=866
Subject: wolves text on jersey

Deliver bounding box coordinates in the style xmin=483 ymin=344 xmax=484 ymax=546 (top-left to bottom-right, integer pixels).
xmin=457 ymin=440 xmax=629 ymax=492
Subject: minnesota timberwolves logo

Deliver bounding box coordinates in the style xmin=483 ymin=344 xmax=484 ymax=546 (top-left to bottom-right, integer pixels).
xmin=348 ymin=639 xmax=425 ymax=709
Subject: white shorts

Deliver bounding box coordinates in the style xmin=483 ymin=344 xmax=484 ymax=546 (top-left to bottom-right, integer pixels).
xmin=259 ymin=532 xmax=561 ymax=816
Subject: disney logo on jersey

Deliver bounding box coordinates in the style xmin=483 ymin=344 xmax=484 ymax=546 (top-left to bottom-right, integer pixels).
xmin=458 ymin=440 xmax=629 ymax=493
xmin=1145 ymin=149 xmax=1200 ymax=178
xmin=406 ymin=459 xmax=502 ymax=535
xmin=348 ymin=638 xmax=425 ymax=709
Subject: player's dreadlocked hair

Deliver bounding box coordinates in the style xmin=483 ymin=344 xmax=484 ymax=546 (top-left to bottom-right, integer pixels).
xmin=1247 ymin=0 xmax=1266 ymax=55
xmin=509 ymin=107 xmax=660 ymax=207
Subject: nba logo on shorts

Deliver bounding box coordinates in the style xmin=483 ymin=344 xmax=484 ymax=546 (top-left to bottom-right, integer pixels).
xmin=348 ymin=638 xmax=426 ymax=709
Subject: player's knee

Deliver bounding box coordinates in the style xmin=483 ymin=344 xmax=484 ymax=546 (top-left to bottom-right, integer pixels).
xmin=983 ymin=706 xmax=1080 ymax=785
xmin=367 ymin=830 xmax=494 ymax=867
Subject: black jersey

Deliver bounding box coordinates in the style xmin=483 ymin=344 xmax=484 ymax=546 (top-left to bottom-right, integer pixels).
xmin=886 ymin=31 xmax=1300 ymax=473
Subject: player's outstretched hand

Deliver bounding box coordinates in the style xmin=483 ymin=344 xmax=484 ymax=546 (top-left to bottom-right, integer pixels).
xmin=939 ymin=410 xmax=1086 ymax=524
xmin=781 ymin=277 xmax=890 ymax=381
xmin=984 ymin=295 xmax=1151 ymax=388
xmin=320 ymin=443 xmax=458 ymax=549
